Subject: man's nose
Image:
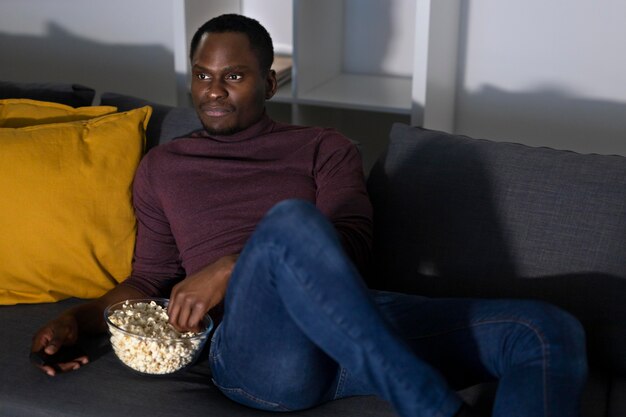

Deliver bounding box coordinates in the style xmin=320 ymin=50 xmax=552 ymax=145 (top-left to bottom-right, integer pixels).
xmin=208 ymin=80 xmax=227 ymax=99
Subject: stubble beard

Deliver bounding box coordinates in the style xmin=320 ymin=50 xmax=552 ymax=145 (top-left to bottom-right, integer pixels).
xmin=200 ymin=122 xmax=242 ymax=137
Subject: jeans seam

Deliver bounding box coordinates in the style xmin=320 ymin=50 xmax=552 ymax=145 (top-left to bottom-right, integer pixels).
xmin=333 ymin=367 xmax=348 ymax=400
xmin=407 ymin=318 xmax=550 ymax=417
xmin=208 ymin=324 xmax=221 ymax=361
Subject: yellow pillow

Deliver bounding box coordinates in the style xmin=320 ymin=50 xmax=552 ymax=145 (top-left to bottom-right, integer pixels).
xmin=0 ymin=106 xmax=152 ymax=304
xmin=0 ymin=98 xmax=117 ymax=127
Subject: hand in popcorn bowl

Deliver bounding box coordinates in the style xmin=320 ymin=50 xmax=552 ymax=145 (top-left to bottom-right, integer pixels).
xmin=104 ymin=298 xmax=213 ymax=375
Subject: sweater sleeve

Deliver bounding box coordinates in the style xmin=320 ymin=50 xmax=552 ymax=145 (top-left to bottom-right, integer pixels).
xmin=313 ymin=130 xmax=373 ymax=276
xmin=120 ymin=153 xmax=186 ymax=297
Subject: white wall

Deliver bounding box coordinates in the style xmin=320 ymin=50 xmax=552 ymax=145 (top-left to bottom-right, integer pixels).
xmin=0 ymin=0 xmax=179 ymax=105
xmin=455 ymin=0 xmax=626 ymax=156
xmin=242 ymin=0 xmax=293 ymax=55
xmin=1 ymin=0 xmax=624 ymax=156
xmin=0 ymin=0 xmax=294 ymax=106
xmin=343 ymin=0 xmax=415 ymax=77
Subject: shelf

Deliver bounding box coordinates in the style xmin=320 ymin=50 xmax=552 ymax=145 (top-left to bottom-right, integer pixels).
xmin=297 ymin=73 xmax=412 ymax=114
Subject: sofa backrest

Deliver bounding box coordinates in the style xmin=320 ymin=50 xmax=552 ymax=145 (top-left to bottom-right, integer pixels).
xmin=100 ymin=92 xmax=202 ymax=151
xmin=367 ymin=123 xmax=626 ymax=372
xmin=0 ymin=80 xmax=95 ymax=107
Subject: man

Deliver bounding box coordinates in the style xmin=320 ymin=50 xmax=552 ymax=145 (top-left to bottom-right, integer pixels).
xmin=32 ymin=14 xmax=587 ymax=417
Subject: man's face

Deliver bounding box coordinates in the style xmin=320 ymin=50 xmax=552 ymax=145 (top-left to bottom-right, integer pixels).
xmin=190 ymin=32 xmax=276 ymax=136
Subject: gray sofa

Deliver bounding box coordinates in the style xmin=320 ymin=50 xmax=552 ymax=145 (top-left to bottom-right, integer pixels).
xmin=1 ymin=81 xmax=624 ymax=416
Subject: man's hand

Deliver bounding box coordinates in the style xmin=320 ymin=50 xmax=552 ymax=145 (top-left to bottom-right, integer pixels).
xmin=29 ymin=284 xmax=145 ymax=376
xmin=31 ymin=313 xmax=89 ymax=376
xmin=168 ymin=254 xmax=238 ymax=332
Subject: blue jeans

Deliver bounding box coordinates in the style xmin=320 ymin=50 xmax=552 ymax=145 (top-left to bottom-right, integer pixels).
xmin=209 ymin=200 xmax=588 ymax=417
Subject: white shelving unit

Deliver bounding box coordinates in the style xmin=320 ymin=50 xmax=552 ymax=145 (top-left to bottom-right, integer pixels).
xmin=176 ymin=0 xmax=461 ymax=171
xmin=293 ymin=0 xmax=413 ymax=116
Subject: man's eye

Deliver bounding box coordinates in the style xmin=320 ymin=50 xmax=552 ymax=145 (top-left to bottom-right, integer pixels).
xmin=226 ymin=74 xmax=243 ymax=81
xmin=196 ymin=73 xmax=209 ymax=80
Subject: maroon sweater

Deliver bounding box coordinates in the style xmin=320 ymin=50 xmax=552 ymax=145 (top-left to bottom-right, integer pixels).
xmin=121 ymin=114 xmax=373 ymax=297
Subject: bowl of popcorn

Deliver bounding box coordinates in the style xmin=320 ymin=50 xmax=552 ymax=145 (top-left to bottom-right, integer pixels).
xmin=104 ymin=298 xmax=213 ymax=375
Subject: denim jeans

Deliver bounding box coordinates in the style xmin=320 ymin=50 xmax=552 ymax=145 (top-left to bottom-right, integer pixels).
xmin=209 ymin=200 xmax=588 ymax=417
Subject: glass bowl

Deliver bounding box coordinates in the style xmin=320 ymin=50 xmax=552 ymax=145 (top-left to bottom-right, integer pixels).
xmin=103 ymin=298 xmax=213 ymax=375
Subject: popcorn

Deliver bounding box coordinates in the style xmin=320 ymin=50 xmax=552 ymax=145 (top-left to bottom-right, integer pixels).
xmin=106 ymin=300 xmax=207 ymax=374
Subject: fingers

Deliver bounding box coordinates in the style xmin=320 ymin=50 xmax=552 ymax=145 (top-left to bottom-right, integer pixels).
xmin=187 ymin=307 xmax=207 ymax=332
xmin=44 ymin=341 xmax=61 ymax=355
xmin=168 ymin=298 xmax=199 ymax=331
xmin=31 ymin=329 xmax=53 ymax=354
xmin=175 ymin=301 xmax=192 ymax=330
xmin=168 ymin=290 xmax=207 ymax=332
xmin=31 ymin=316 xmax=87 ymax=376
xmin=30 ymin=347 xmax=90 ymax=376
xmin=32 ymin=327 xmax=62 ymax=356
xmin=32 ymin=314 xmax=78 ymax=356
xmin=40 ymin=356 xmax=89 ymax=377
xmin=40 ymin=364 xmax=59 ymax=376
xmin=167 ymin=288 xmax=182 ymax=329
xmin=39 ymin=331 xmax=66 ymax=356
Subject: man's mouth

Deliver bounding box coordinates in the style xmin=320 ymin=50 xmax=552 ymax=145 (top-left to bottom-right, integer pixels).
xmin=200 ymin=106 xmax=233 ymax=117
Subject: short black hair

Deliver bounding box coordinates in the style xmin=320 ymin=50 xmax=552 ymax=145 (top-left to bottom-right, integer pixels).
xmin=189 ymin=14 xmax=274 ymax=74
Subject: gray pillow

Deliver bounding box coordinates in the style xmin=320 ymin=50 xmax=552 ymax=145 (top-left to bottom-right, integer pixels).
xmin=100 ymin=92 xmax=202 ymax=150
xmin=367 ymin=123 xmax=626 ymax=372
xmin=0 ymin=81 xmax=95 ymax=107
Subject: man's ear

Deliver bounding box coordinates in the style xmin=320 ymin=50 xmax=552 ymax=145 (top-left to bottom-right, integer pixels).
xmin=265 ymin=69 xmax=278 ymax=100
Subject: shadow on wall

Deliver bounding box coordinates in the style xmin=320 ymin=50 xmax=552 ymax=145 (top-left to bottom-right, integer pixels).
xmin=0 ymin=22 xmax=177 ymax=106
xmin=453 ymin=0 xmax=626 ymax=157
xmin=455 ymin=85 xmax=626 ymax=157
xmin=367 ymin=130 xmax=517 ymax=293
xmin=343 ymin=0 xmax=394 ymax=75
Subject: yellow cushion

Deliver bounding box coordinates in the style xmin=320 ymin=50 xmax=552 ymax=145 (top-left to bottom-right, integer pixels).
xmin=0 ymin=106 xmax=152 ymax=304
xmin=0 ymin=98 xmax=117 ymax=127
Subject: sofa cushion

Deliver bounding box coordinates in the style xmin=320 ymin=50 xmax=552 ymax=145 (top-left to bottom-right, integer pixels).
xmin=0 ymin=98 xmax=117 ymax=127
xmin=0 ymin=81 xmax=96 ymax=107
xmin=0 ymin=107 xmax=151 ymax=304
xmin=100 ymin=92 xmax=202 ymax=150
xmin=367 ymin=124 xmax=626 ymax=372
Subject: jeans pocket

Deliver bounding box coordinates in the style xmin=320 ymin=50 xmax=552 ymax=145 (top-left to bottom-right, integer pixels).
xmin=211 ymin=378 xmax=291 ymax=411
xmin=209 ymin=327 xmax=291 ymax=412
